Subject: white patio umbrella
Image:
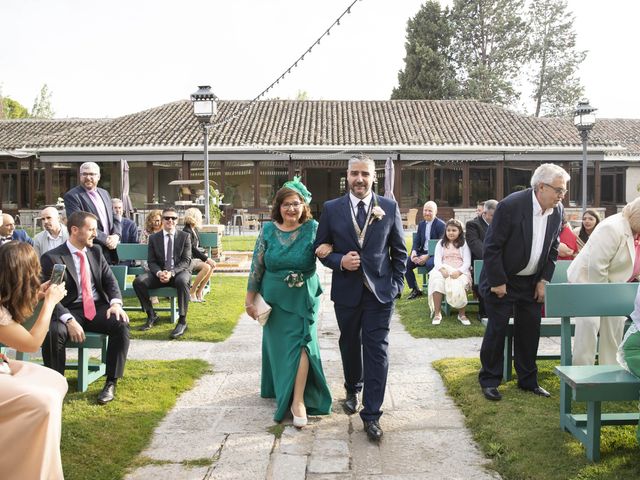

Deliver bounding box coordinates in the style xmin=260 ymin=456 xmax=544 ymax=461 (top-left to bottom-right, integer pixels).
xmin=383 ymin=156 xmax=395 ymax=200
xmin=120 ymin=159 xmax=134 ymax=218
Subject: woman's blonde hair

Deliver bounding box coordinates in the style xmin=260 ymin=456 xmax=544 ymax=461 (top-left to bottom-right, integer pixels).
xmin=144 ymin=209 xmax=163 ymax=233
xmin=183 ymin=207 xmax=203 ymax=229
xmin=0 ymin=242 xmax=41 ymax=324
xmin=623 ymin=197 xmax=640 ymax=233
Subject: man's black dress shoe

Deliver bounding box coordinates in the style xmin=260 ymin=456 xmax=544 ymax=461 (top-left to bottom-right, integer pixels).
xmin=529 ymin=386 xmax=551 ymax=397
xmin=482 ymin=387 xmax=502 ymax=401
xmin=407 ymin=289 xmax=423 ymax=300
xmin=170 ymin=322 xmax=188 ymax=339
xmin=97 ymin=381 xmax=116 ymax=405
xmin=344 ymin=392 xmax=361 ymax=414
xmin=363 ymin=420 xmax=383 ymax=442
xmin=140 ymin=315 xmax=159 ymax=331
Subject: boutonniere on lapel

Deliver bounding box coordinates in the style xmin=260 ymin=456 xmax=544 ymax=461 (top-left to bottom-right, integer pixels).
xmin=369 ymin=198 xmax=385 ymax=225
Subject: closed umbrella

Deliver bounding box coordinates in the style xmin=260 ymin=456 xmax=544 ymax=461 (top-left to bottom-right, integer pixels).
xmin=384 ymin=156 xmax=395 ymax=200
xmin=120 ymin=159 xmax=133 ymax=218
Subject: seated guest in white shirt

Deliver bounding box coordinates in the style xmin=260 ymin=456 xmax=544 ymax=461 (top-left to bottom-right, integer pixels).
xmin=33 ymin=207 xmax=69 ymax=257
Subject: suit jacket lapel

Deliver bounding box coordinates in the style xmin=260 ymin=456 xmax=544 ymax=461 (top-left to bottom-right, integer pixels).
xmin=60 ymin=245 xmax=80 ymax=292
xmin=86 ymin=248 xmax=102 ymax=291
xmin=341 ymin=195 xmax=360 ymax=247
xmin=98 ymin=188 xmax=112 ymax=231
xmin=361 ymin=193 xmax=379 ymax=250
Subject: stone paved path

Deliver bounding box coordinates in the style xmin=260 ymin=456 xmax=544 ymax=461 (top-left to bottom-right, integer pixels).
xmin=125 ymin=264 xmax=505 ymax=480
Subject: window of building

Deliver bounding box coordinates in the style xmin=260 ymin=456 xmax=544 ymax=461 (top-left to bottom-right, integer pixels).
xmin=224 ymin=162 xmax=255 ymax=209
xmin=504 ymin=166 xmax=534 ymax=196
xmin=600 ymin=166 xmax=625 ymax=205
xmin=401 ymin=161 xmax=430 ymax=207
xmin=434 ymin=164 xmax=462 ymax=207
xmin=470 ymin=166 xmax=496 ymax=204
xmin=259 ymin=162 xmax=289 ymax=206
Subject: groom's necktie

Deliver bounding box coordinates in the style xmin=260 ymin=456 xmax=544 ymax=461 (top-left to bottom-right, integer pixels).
xmin=357 ymin=201 xmax=366 ymax=230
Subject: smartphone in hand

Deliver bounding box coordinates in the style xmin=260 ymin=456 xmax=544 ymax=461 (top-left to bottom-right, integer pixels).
xmin=50 ymin=264 xmax=66 ymax=285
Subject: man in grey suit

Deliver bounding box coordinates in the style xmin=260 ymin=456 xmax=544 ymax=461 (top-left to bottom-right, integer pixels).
xmin=33 ymin=206 xmax=69 ymax=257
xmin=133 ymin=207 xmax=192 ymax=339
xmin=64 ymin=162 xmax=121 ymax=264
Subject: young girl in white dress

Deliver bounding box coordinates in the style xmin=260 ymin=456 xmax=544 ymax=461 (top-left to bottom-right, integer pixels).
xmin=428 ymin=218 xmax=472 ymax=326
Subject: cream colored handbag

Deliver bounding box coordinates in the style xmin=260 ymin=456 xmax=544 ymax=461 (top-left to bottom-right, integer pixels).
xmin=253 ymin=293 xmax=272 ymax=326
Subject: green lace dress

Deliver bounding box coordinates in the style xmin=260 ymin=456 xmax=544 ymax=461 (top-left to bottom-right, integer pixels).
xmin=248 ymin=220 xmax=332 ymax=421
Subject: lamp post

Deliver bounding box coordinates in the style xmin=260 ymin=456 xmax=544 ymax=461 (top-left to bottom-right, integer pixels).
xmin=573 ymin=99 xmax=597 ymax=216
xmin=191 ymin=86 xmax=218 ymax=224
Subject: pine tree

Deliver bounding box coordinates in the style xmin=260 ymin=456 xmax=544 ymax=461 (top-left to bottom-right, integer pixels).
xmin=450 ymin=0 xmax=529 ymax=106
xmin=31 ymin=84 xmax=55 ymax=118
xmin=528 ymin=0 xmax=586 ymax=117
xmin=391 ymin=1 xmax=458 ymax=100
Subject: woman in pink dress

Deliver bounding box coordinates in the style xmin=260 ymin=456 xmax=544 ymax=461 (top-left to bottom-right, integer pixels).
xmin=0 ymin=241 xmax=68 ymax=479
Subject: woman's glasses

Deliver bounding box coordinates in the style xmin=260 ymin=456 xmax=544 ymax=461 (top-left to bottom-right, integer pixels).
xmin=282 ymin=202 xmax=302 ymax=210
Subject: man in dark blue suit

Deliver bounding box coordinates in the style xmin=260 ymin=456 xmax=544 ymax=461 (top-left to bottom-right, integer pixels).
xmin=479 ymin=164 xmax=569 ymax=401
xmin=64 ymin=162 xmax=121 ymax=264
xmin=315 ymin=154 xmax=407 ymax=442
xmin=405 ymin=201 xmax=446 ymax=300
xmin=0 ymin=213 xmax=34 ymax=246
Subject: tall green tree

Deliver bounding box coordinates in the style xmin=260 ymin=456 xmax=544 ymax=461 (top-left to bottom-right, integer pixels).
xmin=0 ymin=97 xmax=30 ymax=119
xmin=31 ymin=83 xmax=55 ymax=118
xmin=450 ymin=0 xmax=529 ymax=106
xmin=528 ymin=0 xmax=586 ymax=117
xmin=391 ymin=1 xmax=458 ymax=100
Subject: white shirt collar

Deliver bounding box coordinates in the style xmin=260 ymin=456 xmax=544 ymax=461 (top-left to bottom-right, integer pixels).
xmin=164 ymin=228 xmax=176 ymax=236
xmin=532 ymin=190 xmax=554 ymax=218
xmin=66 ymin=240 xmax=86 ymax=256
xmin=349 ymin=192 xmax=373 ymax=210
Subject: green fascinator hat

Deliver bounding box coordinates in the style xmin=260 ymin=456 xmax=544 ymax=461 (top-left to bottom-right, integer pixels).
xmin=282 ymin=176 xmax=312 ymax=204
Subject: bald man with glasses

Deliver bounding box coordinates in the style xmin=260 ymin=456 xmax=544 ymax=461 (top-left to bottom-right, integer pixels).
xmin=133 ymin=207 xmax=192 ymax=338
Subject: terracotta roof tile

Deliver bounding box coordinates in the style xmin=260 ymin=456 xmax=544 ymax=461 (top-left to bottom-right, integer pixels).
xmin=0 ymin=100 xmax=633 ymax=153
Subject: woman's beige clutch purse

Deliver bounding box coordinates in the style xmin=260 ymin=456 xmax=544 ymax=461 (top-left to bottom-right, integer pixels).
xmin=253 ymin=293 xmax=272 ymax=326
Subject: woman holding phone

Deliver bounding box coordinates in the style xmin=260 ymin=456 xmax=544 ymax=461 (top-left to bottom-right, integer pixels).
xmin=0 ymin=241 xmax=68 ymax=479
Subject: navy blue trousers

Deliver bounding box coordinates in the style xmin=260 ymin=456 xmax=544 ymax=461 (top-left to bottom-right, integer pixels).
xmin=334 ymin=288 xmax=394 ymax=422
xmin=405 ymin=256 xmax=434 ymax=290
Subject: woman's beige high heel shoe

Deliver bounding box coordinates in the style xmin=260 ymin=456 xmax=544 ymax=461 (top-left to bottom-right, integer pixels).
xmin=291 ymin=407 xmax=307 ymax=428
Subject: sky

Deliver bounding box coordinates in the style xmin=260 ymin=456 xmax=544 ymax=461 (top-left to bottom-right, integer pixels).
xmin=1 ymin=0 xmax=638 ymax=119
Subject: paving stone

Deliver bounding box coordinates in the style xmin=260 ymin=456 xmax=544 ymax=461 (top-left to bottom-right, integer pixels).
xmin=271 ymin=453 xmax=308 ymax=479
xmin=124 ymin=463 xmax=210 ymax=480
xmin=210 ymin=432 xmax=273 ymax=479
xmin=278 ymin=425 xmax=315 ymax=455
xmin=308 ymin=455 xmax=351 ymax=475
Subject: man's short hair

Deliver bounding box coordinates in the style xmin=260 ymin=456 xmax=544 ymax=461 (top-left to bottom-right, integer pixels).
xmin=162 ymin=207 xmax=178 ymax=216
xmin=112 ymin=198 xmax=123 ymax=205
xmin=483 ymin=199 xmax=498 ymax=212
xmin=530 ymin=163 xmax=570 ymax=189
xmin=67 ymin=211 xmax=97 ymax=231
xmin=80 ymin=161 xmax=100 ymax=173
xmin=424 ymin=201 xmax=438 ymax=212
xmin=348 ymin=154 xmax=375 ymax=171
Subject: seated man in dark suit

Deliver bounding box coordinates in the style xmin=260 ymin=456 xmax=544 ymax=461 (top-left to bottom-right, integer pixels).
xmin=0 ymin=213 xmax=34 ymax=247
xmin=406 ymin=201 xmax=445 ymax=299
xmin=465 ymin=199 xmax=497 ymax=319
xmin=112 ymin=198 xmax=139 ymax=243
xmin=40 ymin=211 xmax=130 ymax=405
xmin=133 ymin=207 xmax=192 ymax=339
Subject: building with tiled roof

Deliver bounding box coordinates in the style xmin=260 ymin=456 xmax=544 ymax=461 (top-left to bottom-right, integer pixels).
xmin=0 ymin=99 xmax=637 ymax=222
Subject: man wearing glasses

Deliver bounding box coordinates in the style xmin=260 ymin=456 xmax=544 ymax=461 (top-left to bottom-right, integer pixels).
xmin=133 ymin=208 xmax=192 ymax=338
xmin=478 ymin=163 xmax=569 ymax=402
xmin=64 ymin=162 xmax=121 ymax=264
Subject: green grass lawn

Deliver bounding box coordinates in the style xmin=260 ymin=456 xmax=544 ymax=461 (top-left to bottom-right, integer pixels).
xmin=434 ymin=358 xmax=640 ymax=480
xmin=395 ymin=282 xmax=485 ymax=338
xmin=222 ymin=235 xmax=257 ymax=252
xmin=62 ymin=359 xmax=209 ymax=480
xmin=125 ymin=274 xmax=247 ymax=342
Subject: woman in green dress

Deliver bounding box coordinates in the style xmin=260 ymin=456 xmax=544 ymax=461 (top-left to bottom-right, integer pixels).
xmin=245 ymin=177 xmax=332 ymax=427
xmin=618 ymin=283 xmax=640 ymax=443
